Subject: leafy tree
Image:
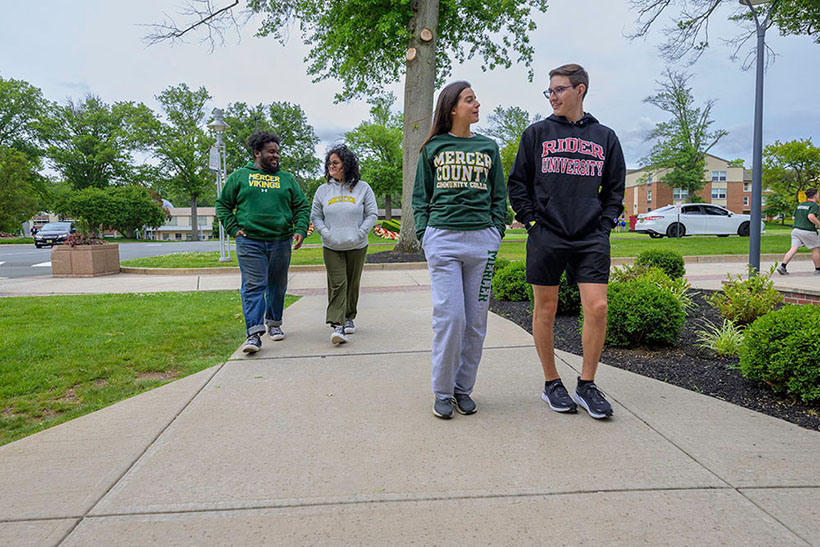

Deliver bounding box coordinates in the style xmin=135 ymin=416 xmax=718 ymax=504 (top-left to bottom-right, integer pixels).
xmin=629 ymin=0 xmax=820 ymax=66
xmin=762 ymin=138 xmax=820 ymax=201
xmin=108 ymin=186 xmax=166 ymax=238
xmin=56 ymin=187 xmax=118 ymax=235
xmin=728 ymin=158 xmax=746 ymax=168
xmin=0 ymin=76 xmax=50 ymax=159
xmin=147 ymin=0 xmax=550 ymax=251
xmin=483 ymin=105 xmax=542 ymax=177
xmin=151 ymin=83 xmax=213 ymax=241
xmin=222 ymin=101 xmax=320 ymax=184
xmin=345 ymin=94 xmax=403 ymax=220
xmin=763 ymin=191 xmax=796 ymax=224
xmin=0 ymin=147 xmax=47 ymax=234
xmin=642 ymin=70 xmax=728 ymax=202
xmin=44 ymin=95 xmax=156 ymax=189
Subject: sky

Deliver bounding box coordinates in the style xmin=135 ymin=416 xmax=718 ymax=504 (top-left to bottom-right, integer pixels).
xmin=2 ymin=0 xmax=819 ymax=170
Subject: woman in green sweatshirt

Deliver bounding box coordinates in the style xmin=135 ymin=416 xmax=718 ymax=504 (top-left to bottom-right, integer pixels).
xmin=412 ymin=81 xmax=507 ymax=420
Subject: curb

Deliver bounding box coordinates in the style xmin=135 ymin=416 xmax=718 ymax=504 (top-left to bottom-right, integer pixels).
xmin=119 ymin=262 xmax=429 ymax=275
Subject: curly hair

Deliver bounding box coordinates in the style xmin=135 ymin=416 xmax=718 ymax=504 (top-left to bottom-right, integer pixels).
xmin=324 ymin=144 xmax=361 ymax=188
xmin=247 ymin=130 xmax=280 ymax=153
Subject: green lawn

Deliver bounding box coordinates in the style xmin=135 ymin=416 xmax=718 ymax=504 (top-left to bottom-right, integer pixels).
xmin=0 ymin=238 xmax=34 ymax=244
xmin=0 ymin=291 xmax=298 ymax=446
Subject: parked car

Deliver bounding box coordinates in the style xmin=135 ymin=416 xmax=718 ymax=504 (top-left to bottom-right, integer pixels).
xmin=34 ymin=222 xmax=75 ymax=248
xmin=633 ymin=204 xmax=765 ymax=238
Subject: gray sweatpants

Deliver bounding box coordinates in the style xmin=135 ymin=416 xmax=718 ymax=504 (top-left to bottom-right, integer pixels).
xmin=423 ymin=226 xmax=502 ymax=399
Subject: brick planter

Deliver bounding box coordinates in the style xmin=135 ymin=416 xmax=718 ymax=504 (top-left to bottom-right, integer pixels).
xmin=51 ymin=244 xmax=120 ymax=277
xmin=780 ymin=289 xmax=820 ymax=306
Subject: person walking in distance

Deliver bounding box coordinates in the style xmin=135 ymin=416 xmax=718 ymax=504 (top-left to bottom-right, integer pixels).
xmin=776 ymin=187 xmax=820 ymax=276
xmin=508 ymin=64 xmax=626 ymax=419
xmin=216 ymin=131 xmax=310 ymax=354
xmin=413 ymin=81 xmax=507 ymax=419
xmin=311 ymin=145 xmax=378 ymax=344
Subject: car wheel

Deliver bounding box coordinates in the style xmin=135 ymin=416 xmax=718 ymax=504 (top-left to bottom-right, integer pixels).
xmin=737 ymin=222 xmax=750 ymax=237
xmin=649 ymin=233 xmax=663 ymax=239
xmin=666 ymin=223 xmax=686 ymax=238
xmin=35 ymin=244 xmax=41 ymax=248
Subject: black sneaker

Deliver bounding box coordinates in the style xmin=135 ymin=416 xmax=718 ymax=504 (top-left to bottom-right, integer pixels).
xmin=433 ymin=397 xmax=454 ymax=419
xmin=454 ymin=394 xmax=477 ymax=415
xmin=541 ymin=379 xmax=577 ymax=413
xmin=242 ymin=333 xmax=261 ymax=354
xmin=573 ymin=378 xmax=613 ymax=419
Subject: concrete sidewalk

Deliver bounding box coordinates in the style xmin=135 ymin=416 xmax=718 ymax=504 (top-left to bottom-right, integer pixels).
xmin=2 ymin=284 xmax=819 ymax=545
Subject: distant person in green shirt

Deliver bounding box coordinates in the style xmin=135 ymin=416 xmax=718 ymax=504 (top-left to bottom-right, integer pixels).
xmin=216 ymin=131 xmax=311 ymax=353
xmin=412 ymin=80 xmax=507 ymax=420
xmin=776 ymin=187 xmax=820 ymax=276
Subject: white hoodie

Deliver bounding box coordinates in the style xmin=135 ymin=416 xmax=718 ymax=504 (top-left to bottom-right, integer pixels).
xmin=311 ymin=179 xmax=378 ymax=251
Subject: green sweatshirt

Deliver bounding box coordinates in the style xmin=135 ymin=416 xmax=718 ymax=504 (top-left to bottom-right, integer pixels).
xmin=412 ymin=133 xmax=507 ymax=241
xmin=216 ymin=162 xmax=310 ymax=241
xmin=793 ymin=200 xmax=819 ymax=232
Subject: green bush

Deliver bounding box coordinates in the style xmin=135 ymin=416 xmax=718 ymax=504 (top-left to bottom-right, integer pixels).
xmin=598 ymin=278 xmax=685 ymax=347
xmin=739 ymin=304 xmax=820 ymax=403
xmin=557 ymin=272 xmax=581 ymax=315
xmin=634 ymin=249 xmax=685 ymax=279
xmin=505 ymin=205 xmax=514 ymax=226
xmin=611 ymin=264 xmax=695 ymax=315
xmin=709 ymin=266 xmax=783 ymax=325
xmin=493 ymin=257 xmax=511 ymax=275
xmin=380 ymin=219 xmax=401 ymax=232
xmin=491 ymin=261 xmax=532 ymax=302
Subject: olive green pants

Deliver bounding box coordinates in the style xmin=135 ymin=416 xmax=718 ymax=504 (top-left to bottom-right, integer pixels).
xmin=322 ymin=246 xmax=368 ymax=325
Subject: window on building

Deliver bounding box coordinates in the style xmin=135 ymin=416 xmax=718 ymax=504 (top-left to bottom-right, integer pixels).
xmin=673 ymin=188 xmax=689 ymax=200
xmin=197 ymin=216 xmax=208 ymax=225
xmin=165 ymin=217 xmax=178 ymax=226
xmin=711 ymin=188 xmax=726 ymax=199
xmin=647 ymin=207 xmax=652 ymax=212
xmin=744 ymin=182 xmax=751 ymax=192
xmin=647 ymin=173 xmax=653 ymax=184
xmin=711 ymin=171 xmax=727 ymax=182
xmin=647 ymin=189 xmax=652 ymax=202
xmin=175 ymin=233 xmax=182 ymax=240
xmin=743 ymin=196 xmax=750 ymax=206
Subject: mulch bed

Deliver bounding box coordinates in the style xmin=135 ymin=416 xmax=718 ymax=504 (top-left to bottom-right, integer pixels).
xmin=366 ymin=250 xmax=426 ymax=264
xmin=490 ymin=290 xmax=820 ymax=432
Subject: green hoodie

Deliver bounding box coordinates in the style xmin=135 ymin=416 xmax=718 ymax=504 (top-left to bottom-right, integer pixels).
xmin=216 ymin=162 xmax=310 ymax=241
xmin=412 ymin=133 xmax=507 ymax=242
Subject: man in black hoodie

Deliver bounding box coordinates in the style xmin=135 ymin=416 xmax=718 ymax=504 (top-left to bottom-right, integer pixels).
xmin=508 ymin=64 xmax=625 ymax=419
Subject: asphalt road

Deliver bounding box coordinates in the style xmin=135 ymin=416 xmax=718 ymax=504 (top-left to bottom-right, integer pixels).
xmin=0 ymin=241 xmax=229 ymax=279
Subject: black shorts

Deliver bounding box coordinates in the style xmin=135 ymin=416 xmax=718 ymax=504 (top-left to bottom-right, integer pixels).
xmin=525 ymin=225 xmax=611 ymax=286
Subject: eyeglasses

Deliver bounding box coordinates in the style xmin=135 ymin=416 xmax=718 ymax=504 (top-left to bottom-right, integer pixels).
xmin=543 ymin=85 xmax=577 ymax=99
xmin=329 ymin=161 xmax=342 ymax=166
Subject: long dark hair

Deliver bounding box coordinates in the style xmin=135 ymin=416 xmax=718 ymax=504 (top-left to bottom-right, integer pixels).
xmin=420 ymin=80 xmax=472 ymax=151
xmin=324 ymin=144 xmax=361 ymax=189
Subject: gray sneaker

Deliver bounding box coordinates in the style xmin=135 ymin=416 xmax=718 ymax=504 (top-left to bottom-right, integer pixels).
xmin=814 ymin=269 xmax=820 ymax=276
xmin=344 ymin=319 xmax=356 ymax=334
xmin=242 ymin=333 xmax=261 ymax=354
xmin=268 ymin=325 xmax=285 ymax=341
xmin=433 ymin=397 xmax=454 ymax=419
xmin=454 ymin=394 xmax=477 ymax=415
xmin=331 ymin=324 xmax=348 ymax=345
xmin=776 ymin=264 xmax=788 ymax=276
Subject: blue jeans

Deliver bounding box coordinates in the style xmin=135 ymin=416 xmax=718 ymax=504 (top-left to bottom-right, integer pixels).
xmin=236 ymin=236 xmax=292 ymax=336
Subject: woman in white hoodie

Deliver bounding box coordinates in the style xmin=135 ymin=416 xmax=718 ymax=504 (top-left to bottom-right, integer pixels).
xmin=311 ymin=145 xmax=378 ymax=344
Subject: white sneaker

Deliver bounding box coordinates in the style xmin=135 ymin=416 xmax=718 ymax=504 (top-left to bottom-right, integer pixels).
xmin=776 ymin=264 xmax=788 ymax=276
xmin=268 ymin=326 xmax=285 ymax=341
xmin=344 ymin=319 xmax=356 ymax=334
xmin=331 ymin=324 xmax=348 ymax=345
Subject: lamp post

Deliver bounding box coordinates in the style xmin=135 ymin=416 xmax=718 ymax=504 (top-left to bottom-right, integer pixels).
xmin=740 ymin=0 xmax=778 ymax=274
xmin=208 ymin=108 xmax=231 ymax=262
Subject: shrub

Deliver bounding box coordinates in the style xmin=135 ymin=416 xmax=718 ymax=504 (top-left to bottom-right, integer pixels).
xmin=739 ymin=304 xmax=820 ymax=403
xmin=695 ymin=319 xmax=744 ymax=357
xmin=596 ymin=278 xmax=685 ymax=347
xmin=557 ymin=272 xmax=581 ymax=315
xmin=493 ymin=257 xmax=511 ymax=276
xmin=709 ymin=266 xmax=783 ymax=325
xmin=634 ymin=249 xmax=685 ymax=279
xmin=611 ymin=264 xmax=695 ymax=315
xmin=380 ymin=219 xmax=401 ymax=232
xmin=491 ymin=261 xmax=532 ymax=302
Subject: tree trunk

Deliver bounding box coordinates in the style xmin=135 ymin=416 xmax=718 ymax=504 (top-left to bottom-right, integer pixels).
xmin=191 ymin=196 xmax=199 ymax=241
xmin=395 ymin=0 xmax=439 ymax=253
xmin=385 ymin=194 xmax=393 ymax=221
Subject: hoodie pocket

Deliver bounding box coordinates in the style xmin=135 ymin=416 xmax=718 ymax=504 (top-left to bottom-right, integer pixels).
xmin=326 ymin=226 xmax=360 ymax=248
xmin=545 ymin=197 xmax=602 ymax=238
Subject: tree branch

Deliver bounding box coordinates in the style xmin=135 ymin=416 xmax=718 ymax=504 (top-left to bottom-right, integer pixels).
xmin=143 ymin=0 xmax=242 ymax=52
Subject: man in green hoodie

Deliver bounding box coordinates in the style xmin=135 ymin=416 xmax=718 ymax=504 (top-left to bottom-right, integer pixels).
xmin=216 ymin=131 xmax=311 ymax=353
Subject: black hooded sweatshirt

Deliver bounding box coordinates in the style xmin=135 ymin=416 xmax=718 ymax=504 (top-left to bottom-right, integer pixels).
xmin=507 ymin=113 xmax=625 ymax=240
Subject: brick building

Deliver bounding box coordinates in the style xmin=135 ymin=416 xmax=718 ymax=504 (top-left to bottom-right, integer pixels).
xmin=625 ymin=154 xmax=754 ymax=219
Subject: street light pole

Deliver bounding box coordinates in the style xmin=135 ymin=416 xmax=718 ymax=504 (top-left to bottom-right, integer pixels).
xmin=741 ymin=0 xmax=778 ymax=274
xmin=208 ymin=108 xmax=231 ymax=262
